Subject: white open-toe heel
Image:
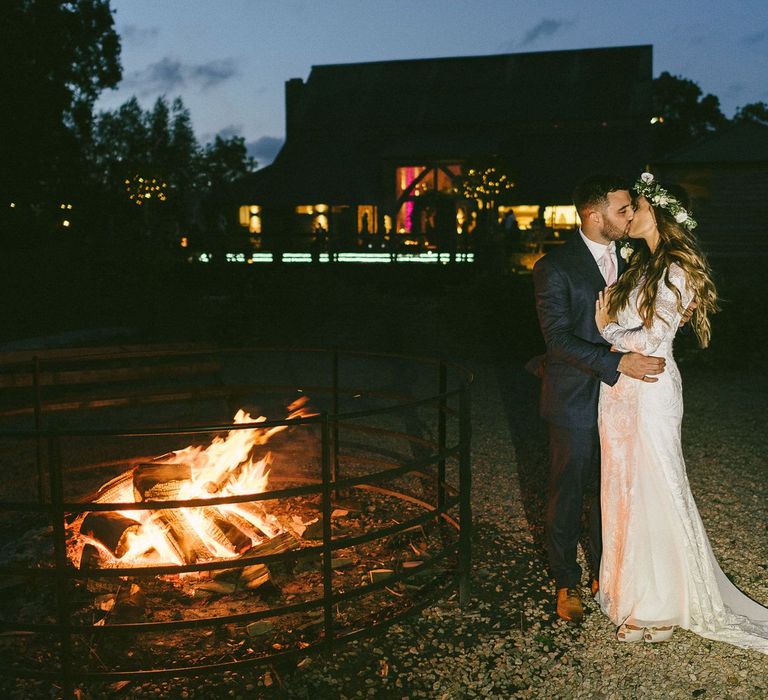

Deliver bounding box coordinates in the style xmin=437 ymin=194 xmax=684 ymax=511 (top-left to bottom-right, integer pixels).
xmin=643 ymin=625 xmax=675 ymax=643
xmin=617 ymin=623 xmax=645 ymax=642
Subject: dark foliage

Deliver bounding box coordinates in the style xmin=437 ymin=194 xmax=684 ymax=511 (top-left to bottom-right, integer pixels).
xmin=652 ymin=71 xmax=729 ymax=157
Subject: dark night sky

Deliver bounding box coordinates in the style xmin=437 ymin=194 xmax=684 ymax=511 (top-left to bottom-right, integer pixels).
xmin=98 ymin=0 xmax=768 ymax=167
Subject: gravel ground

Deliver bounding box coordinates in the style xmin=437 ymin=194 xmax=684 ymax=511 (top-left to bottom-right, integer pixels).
xmin=264 ymin=362 xmax=768 ymax=700
xmin=3 ymin=263 xmax=767 ymax=698
xmin=4 ymin=360 xmax=768 ymax=699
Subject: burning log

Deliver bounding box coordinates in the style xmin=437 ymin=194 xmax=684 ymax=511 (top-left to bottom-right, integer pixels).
xmin=243 ymin=531 xmax=299 ymax=580
xmin=211 ymin=514 xmax=252 ymax=553
xmin=133 ymin=462 xmax=192 ymax=501
xmin=215 ymin=511 xmax=268 ymax=548
xmin=213 ymin=532 xmax=299 ymax=588
xmin=154 ymin=509 xmax=209 ymax=564
xmin=240 ymin=531 xmax=299 ymax=560
xmin=79 ymin=512 xmax=142 ymax=558
xmin=70 ymin=406 xmax=312 ymax=573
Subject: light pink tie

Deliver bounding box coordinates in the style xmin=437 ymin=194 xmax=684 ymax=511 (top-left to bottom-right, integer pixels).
xmin=602 ymin=245 xmax=617 ymax=286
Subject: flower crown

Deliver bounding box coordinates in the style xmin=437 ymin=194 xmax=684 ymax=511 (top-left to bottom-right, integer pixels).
xmin=633 ymin=172 xmax=697 ymax=231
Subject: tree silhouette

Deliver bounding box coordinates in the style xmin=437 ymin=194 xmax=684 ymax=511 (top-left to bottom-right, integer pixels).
xmin=652 ymin=72 xmax=728 ymax=156
xmin=733 ymin=102 xmax=768 ymax=126
xmin=90 ymin=96 xmax=255 ymax=247
xmin=0 ymin=0 xmax=121 ymax=206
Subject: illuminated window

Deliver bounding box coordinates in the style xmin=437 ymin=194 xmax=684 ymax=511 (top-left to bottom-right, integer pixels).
xmin=296 ymin=205 xmax=314 ymax=215
xmin=357 ymin=205 xmax=377 ymax=234
xmin=394 ymin=164 xmax=460 ymax=234
xmin=543 ymin=205 xmax=579 ymax=229
xmin=239 ymin=205 xmax=262 ymax=234
xmin=436 ymin=166 xmax=459 ymax=193
xmin=383 ymin=215 xmax=393 ymax=234
xmin=395 ymin=167 xmax=426 ymax=201
xmin=498 ymin=205 xmax=540 ymax=230
xmin=308 ymin=205 xmax=330 ymax=233
xmin=239 ymin=205 xmax=255 ymax=225
xmin=456 ymin=207 xmax=466 ymax=234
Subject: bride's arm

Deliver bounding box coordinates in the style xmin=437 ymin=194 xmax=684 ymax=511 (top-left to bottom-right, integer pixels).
xmin=599 ymin=265 xmax=692 ymax=355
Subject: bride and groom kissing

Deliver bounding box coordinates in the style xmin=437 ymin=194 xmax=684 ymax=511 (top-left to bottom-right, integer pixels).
xmin=531 ymin=173 xmax=768 ymax=650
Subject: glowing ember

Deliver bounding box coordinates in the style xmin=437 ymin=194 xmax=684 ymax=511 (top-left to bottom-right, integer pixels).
xmin=67 ymin=398 xmax=314 ymax=570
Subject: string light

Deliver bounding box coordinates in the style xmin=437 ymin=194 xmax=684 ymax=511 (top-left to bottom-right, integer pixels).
xmin=126 ymin=175 xmax=169 ymax=205
xmin=456 ymin=166 xmax=515 ymax=205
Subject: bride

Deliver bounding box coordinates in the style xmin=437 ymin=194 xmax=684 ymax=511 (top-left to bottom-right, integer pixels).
xmin=594 ymin=173 xmax=768 ymax=650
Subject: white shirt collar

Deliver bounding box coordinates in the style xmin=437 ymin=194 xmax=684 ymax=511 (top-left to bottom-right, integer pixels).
xmin=579 ymin=229 xmax=615 ymax=264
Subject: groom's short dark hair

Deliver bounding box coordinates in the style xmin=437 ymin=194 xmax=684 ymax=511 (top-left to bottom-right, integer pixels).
xmin=573 ymin=175 xmax=631 ymax=214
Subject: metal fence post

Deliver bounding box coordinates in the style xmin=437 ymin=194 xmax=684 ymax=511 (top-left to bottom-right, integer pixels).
xmin=437 ymin=360 xmax=447 ymax=511
xmin=320 ymin=412 xmax=335 ymax=648
xmin=48 ymin=431 xmax=74 ymax=699
xmin=331 ymin=348 xmax=340 ymax=498
xmin=458 ymin=382 xmax=472 ymax=607
xmin=33 ymin=357 xmax=44 ymax=503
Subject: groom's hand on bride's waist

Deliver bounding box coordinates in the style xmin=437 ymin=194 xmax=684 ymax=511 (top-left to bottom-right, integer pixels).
xmin=617 ymin=353 xmax=666 ymax=383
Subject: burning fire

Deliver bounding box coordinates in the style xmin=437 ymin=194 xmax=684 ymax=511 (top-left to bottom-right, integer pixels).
xmin=68 ymin=398 xmax=314 ymax=570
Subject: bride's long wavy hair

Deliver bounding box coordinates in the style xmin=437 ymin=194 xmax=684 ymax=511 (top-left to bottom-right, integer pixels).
xmin=606 ymin=194 xmax=719 ymax=348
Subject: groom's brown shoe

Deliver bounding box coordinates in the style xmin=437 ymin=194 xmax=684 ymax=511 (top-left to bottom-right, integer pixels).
xmin=590 ymin=578 xmax=599 ymax=597
xmin=556 ymin=587 xmax=584 ymax=623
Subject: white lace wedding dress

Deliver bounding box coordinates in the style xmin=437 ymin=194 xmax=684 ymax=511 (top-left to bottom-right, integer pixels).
xmin=597 ymin=262 xmax=768 ymax=652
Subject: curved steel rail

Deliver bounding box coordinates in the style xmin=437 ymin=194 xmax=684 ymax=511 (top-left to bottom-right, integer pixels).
xmin=0 ymin=347 xmax=472 ymax=698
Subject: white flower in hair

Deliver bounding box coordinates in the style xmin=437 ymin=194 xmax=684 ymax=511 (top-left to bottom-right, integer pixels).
xmin=633 ymin=172 xmax=698 ymax=232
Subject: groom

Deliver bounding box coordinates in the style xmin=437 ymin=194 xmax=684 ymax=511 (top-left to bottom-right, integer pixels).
xmin=531 ymin=175 xmax=666 ymax=623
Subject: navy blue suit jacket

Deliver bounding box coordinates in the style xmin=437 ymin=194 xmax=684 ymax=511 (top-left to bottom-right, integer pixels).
xmin=532 ymin=234 xmax=627 ymax=428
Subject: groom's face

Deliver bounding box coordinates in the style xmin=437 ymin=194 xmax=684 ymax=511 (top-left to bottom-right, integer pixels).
xmin=600 ymin=190 xmax=634 ymax=241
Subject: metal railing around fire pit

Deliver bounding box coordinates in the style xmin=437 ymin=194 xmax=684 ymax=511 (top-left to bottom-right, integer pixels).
xmin=0 ymin=347 xmax=472 ymax=699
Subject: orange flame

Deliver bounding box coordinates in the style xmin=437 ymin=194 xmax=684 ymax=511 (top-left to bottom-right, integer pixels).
xmin=69 ymin=398 xmax=315 ymax=569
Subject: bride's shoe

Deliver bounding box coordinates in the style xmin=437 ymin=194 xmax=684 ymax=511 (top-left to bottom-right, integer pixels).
xmin=643 ymin=625 xmax=675 ymax=643
xmin=616 ymin=623 xmax=644 ymax=642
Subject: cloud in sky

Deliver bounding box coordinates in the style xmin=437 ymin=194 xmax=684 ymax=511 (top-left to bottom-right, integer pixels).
xmin=740 ymin=29 xmax=768 ymax=46
xmin=124 ymin=57 xmax=238 ymax=95
xmin=191 ymin=59 xmax=239 ymax=89
xmin=247 ymin=136 xmax=284 ymax=166
xmin=120 ymin=24 xmax=159 ymax=46
xmin=519 ymin=18 xmax=576 ymax=47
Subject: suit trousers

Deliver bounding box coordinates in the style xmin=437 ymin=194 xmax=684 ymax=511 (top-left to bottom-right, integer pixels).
xmin=545 ymin=422 xmax=602 ymax=589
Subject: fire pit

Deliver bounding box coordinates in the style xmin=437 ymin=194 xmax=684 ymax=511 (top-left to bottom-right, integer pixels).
xmin=0 ymin=347 xmax=472 ymax=698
